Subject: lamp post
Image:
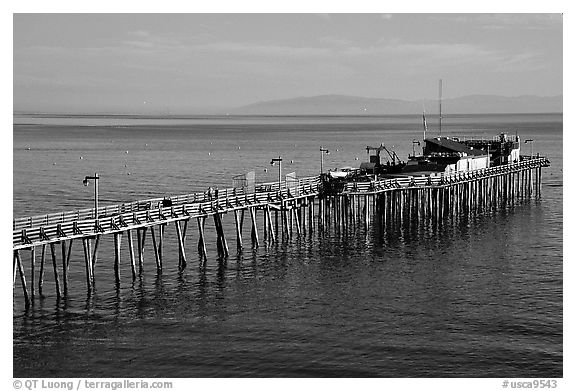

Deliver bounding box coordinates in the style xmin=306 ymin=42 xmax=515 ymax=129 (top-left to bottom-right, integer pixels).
xmin=83 ymin=173 xmax=100 ymax=219
xmin=525 ymin=139 xmax=534 ymax=158
xmin=319 ymin=147 xmax=330 ymax=174
xmin=270 ymin=157 xmax=282 ymax=192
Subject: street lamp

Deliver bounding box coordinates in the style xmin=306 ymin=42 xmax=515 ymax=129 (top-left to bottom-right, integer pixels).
xmin=525 ymin=139 xmax=534 ymax=158
xmin=83 ymin=173 xmax=100 ymax=219
xmin=270 ymin=157 xmax=282 ymax=192
xmin=319 ymin=147 xmax=330 ymax=174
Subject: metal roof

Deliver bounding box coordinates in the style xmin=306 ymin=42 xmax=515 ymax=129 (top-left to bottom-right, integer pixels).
xmin=424 ymin=137 xmax=485 ymax=156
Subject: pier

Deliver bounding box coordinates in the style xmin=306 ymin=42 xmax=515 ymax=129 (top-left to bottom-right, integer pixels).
xmin=13 ymin=156 xmax=549 ymax=309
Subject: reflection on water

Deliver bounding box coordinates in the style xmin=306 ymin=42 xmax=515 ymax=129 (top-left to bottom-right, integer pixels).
xmin=14 ymin=197 xmax=562 ymax=377
xmin=14 ymin=115 xmax=562 ymax=377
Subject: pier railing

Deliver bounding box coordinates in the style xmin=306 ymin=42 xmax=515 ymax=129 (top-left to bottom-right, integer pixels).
xmin=13 ymin=176 xmax=321 ymax=231
xmin=341 ymin=157 xmax=549 ymax=194
xmin=12 ymin=158 xmax=549 ymax=250
xmin=13 ymin=177 xmax=321 ymax=250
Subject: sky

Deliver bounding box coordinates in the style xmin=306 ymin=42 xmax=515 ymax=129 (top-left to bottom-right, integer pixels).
xmin=13 ymin=13 xmax=563 ymax=114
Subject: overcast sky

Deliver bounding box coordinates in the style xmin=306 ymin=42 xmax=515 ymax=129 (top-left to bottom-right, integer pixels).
xmin=13 ymin=13 xmax=563 ymax=114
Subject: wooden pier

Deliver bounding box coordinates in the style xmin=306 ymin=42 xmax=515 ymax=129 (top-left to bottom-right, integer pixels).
xmin=13 ymin=157 xmax=549 ymax=309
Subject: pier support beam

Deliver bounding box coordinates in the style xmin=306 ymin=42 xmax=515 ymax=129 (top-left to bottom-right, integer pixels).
xmin=150 ymin=226 xmax=161 ymax=273
xmin=61 ymin=240 xmax=68 ymax=297
xmin=15 ymin=250 xmax=30 ymax=308
xmin=127 ymin=229 xmax=137 ymax=280
xmin=81 ymin=238 xmax=93 ymax=294
xmin=114 ymin=233 xmax=122 ymax=284
xmin=49 ymin=243 xmax=61 ymax=300
xmin=175 ymin=220 xmax=187 ymax=269
xmin=250 ymin=207 xmax=259 ymax=248
xmin=137 ymin=227 xmax=147 ymax=274
xmin=234 ymin=210 xmax=243 ymax=252
xmin=197 ymin=217 xmax=208 ymax=261
xmin=14 ymin=250 xmax=30 ymax=309
xmin=30 ymin=246 xmax=36 ymax=302
xmin=38 ymin=244 xmax=46 ymax=297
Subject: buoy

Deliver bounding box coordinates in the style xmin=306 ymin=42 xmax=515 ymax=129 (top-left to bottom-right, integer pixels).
xmin=80 ymin=156 xmax=83 ymax=159
xmin=290 ymin=160 xmax=294 ymax=163
xmin=208 ymin=152 xmax=211 ymax=156
xmin=238 ymin=146 xmax=241 ymax=150
xmin=336 ymin=149 xmax=339 ymax=152
xmin=145 ymin=143 xmax=148 ymax=147
xmin=264 ymin=168 xmax=268 ymax=172
xmin=52 ymin=162 xmax=56 ymax=165
xmin=126 ymin=150 xmax=129 ymax=154
xmin=124 ymin=164 xmax=127 ymax=167
xmin=26 ymin=147 xmax=31 ymax=150
xmin=355 ymin=157 xmax=359 ymax=160
xmin=127 ymin=172 xmax=131 ymax=175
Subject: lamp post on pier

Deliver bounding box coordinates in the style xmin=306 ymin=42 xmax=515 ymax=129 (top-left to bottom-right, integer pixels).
xmin=525 ymin=139 xmax=534 ymax=158
xmin=319 ymin=147 xmax=330 ymax=174
xmin=270 ymin=157 xmax=282 ymax=193
xmin=83 ymin=173 xmax=100 ymax=219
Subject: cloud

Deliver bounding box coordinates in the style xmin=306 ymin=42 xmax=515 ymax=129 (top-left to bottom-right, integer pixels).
xmin=315 ymin=14 xmax=332 ymax=21
xmin=427 ymin=13 xmax=562 ymax=30
xmin=128 ymin=30 xmax=151 ymax=38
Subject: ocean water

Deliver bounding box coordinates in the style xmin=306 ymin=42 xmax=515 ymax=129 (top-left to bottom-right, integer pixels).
xmin=13 ymin=114 xmax=562 ymax=377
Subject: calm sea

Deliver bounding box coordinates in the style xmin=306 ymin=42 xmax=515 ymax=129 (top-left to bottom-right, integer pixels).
xmin=13 ymin=113 xmax=563 ymax=377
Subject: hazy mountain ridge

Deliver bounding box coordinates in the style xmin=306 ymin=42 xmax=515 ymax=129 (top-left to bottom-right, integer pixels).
xmin=232 ymin=94 xmax=562 ymax=115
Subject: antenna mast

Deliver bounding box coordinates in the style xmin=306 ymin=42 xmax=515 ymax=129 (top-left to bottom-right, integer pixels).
xmin=439 ymin=78 xmax=443 ymax=136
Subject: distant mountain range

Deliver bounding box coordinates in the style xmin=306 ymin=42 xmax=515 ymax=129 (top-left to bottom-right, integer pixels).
xmin=231 ymin=94 xmax=562 ymax=115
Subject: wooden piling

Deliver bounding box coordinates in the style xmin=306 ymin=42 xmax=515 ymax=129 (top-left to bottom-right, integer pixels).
xmin=159 ymin=224 xmax=164 ymax=266
xmin=15 ymin=250 xmax=30 ymax=308
xmin=250 ymin=207 xmax=259 ymax=247
xmin=113 ymin=233 xmax=121 ymax=284
xmin=234 ymin=209 xmax=243 ymax=252
xmin=49 ymin=243 xmax=61 ymax=300
xmin=91 ymin=235 xmax=101 ymax=282
xmin=137 ymin=227 xmax=147 ymax=273
xmin=38 ymin=244 xmax=46 ymax=297
xmin=266 ymin=206 xmax=276 ymax=243
xmin=175 ymin=221 xmax=187 ymax=269
xmin=197 ymin=217 xmax=208 ymax=260
xmin=81 ymin=238 xmax=92 ymax=294
xmin=150 ymin=226 xmax=161 ymax=272
xmin=61 ymin=240 xmax=68 ymax=297
xmin=127 ymin=229 xmax=136 ymax=279
xmin=30 ymin=247 xmax=35 ymax=301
